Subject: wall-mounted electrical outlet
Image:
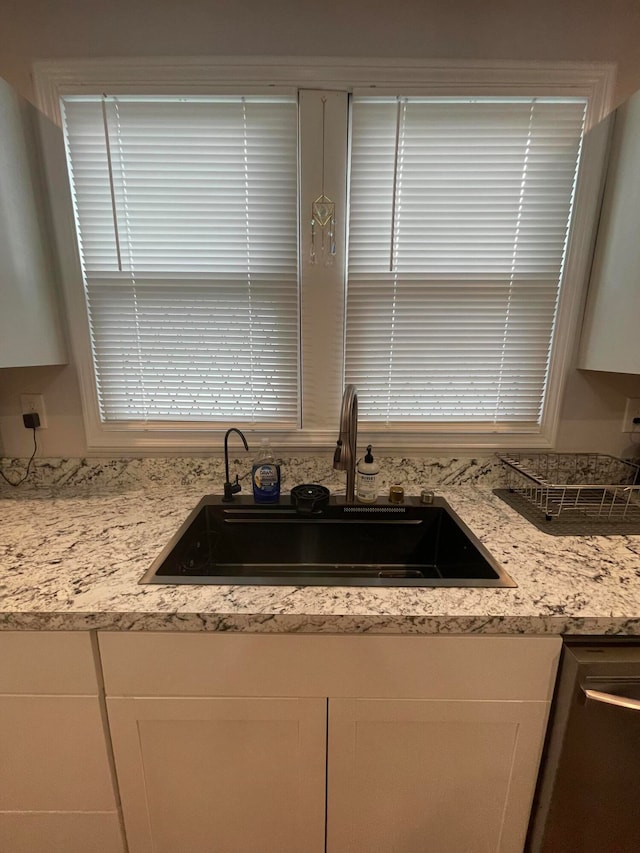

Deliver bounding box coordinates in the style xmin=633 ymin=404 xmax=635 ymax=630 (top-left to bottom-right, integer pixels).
xmin=622 ymin=397 xmax=640 ymax=433
xmin=20 ymin=394 xmax=47 ymax=429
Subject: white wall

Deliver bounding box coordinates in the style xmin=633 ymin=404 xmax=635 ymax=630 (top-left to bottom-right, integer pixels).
xmin=1 ymin=0 xmax=640 ymax=458
xmin=1 ymin=0 xmax=640 ymax=107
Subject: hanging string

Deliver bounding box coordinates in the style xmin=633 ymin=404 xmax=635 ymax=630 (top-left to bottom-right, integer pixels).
xmin=321 ymin=97 xmax=327 ymax=197
xmin=101 ymin=95 xmax=123 ymax=272
xmin=389 ymin=97 xmax=406 ymax=273
xmin=311 ymin=95 xmax=336 ymax=265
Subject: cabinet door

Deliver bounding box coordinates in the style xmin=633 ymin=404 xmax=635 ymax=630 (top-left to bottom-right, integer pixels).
xmin=579 ymin=90 xmax=640 ymax=373
xmin=107 ymin=696 xmax=326 ymax=853
xmin=327 ymin=698 xmax=549 ymax=853
xmin=0 ymin=77 xmax=66 ymax=367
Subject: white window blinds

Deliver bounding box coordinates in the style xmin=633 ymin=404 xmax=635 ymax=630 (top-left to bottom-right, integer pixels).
xmin=346 ymin=96 xmax=587 ymax=425
xmin=61 ymin=95 xmax=299 ymax=424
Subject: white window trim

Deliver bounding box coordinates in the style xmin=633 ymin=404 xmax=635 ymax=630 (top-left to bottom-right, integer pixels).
xmin=33 ymin=57 xmax=615 ymax=453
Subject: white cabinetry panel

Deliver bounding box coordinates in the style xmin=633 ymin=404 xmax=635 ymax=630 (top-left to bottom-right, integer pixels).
xmin=100 ymin=632 xmax=560 ymax=853
xmin=0 ymin=632 xmax=123 ymax=853
xmin=0 ymin=813 xmax=123 ymax=853
xmin=0 ymin=696 xmax=117 ymax=810
xmin=579 ymin=90 xmax=640 ymax=374
xmin=0 ymin=630 xmax=100 ymax=694
xmin=107 ymin=696 xmax=327 ymax=853
xmin=0 ymin=78 xmax=66 ymax=367
xmin=327 ymin=698 xmax=549 ymax=853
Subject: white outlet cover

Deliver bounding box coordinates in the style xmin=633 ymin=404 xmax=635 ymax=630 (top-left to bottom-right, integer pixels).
xmin=19 ymin=394 xmax=47 ymax=429
xmin=622 ymin=397 xmax=640 ymax=433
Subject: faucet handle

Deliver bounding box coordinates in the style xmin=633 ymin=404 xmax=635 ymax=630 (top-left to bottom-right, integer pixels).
xmin=223 ymin=475 xmax=242 ymax=502
xmin=333 ymin=439 xmax=343 ymax=466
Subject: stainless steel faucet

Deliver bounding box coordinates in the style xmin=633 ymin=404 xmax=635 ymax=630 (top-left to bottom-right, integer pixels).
xmin=333 ymin=384 xmax=358 ymax=503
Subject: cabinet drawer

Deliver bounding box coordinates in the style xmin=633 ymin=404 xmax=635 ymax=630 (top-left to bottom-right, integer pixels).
xmin=0 ymin=631 xmax=99 ymax=694
xmin=0 ymin=813 xmax=123 ymax=853
xmin=0 ymin=695 xmax=117 ymax=811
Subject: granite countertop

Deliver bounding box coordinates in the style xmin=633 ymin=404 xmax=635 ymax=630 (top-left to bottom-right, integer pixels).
xmin=1 ymin=455 xmax=640 ymax=634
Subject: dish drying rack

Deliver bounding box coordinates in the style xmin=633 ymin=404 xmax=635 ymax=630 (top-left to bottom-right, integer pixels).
xmin=498 ymin=453 xmax=640 ymax=521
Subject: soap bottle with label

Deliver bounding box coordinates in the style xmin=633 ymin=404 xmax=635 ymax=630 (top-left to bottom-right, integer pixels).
xmin=252 ymin=438 xmax=281 ymax=503
xmin=356 ymin=444 xmax=379 ymax=504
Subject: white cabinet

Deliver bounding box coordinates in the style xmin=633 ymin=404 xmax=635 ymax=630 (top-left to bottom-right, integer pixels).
xmin=106 ymin=696 xmax=326 ymax=853
xmin=0 ymin=78 xmax=66 ymax=368
xmin=328 ymin=698 xmax=549 ymax=853
xmin=579 ymin=90 xmax=640 ymax=374
xmin=99 ymin=632 xmax=561 ymax=853
xmin=0 ymin=632 xmax=124 ymax=853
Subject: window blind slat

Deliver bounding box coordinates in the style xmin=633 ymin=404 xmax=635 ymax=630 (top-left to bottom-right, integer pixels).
xmin=62 ymin=95 xmax=300 ymax=424
xmin=346 ymin=96 xmax=586 ymax=424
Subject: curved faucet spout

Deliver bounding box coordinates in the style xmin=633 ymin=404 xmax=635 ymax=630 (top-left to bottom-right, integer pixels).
xmin=223 ymin=428 xmax=249 ymax=502
xmin=333 ymin=384 xmax=358 ymax=503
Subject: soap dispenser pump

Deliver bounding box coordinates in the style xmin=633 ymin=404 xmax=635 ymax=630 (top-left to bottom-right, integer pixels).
xmin=356 ymin=444 xmax=379 ymax=504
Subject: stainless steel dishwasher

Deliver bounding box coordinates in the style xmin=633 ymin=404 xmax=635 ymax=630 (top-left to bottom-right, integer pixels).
xmin=527 ymin=639 xmax=640 ymax=852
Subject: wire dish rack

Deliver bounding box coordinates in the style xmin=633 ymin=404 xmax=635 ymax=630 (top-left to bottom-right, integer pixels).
xmin=498 ymin=453 xmax=640 ymax=521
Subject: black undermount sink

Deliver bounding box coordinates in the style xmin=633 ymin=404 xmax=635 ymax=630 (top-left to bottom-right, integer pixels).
xmin=140 ymin=495 xmax=515 ymax=588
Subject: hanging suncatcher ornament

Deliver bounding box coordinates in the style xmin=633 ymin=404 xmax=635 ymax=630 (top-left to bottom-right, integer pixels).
xmin=310 ymin=97 xmax=336 ymax=265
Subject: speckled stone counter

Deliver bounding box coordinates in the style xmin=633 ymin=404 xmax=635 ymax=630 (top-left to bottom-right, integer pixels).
xmin=1 ymin=455 xmax=639 ymax=634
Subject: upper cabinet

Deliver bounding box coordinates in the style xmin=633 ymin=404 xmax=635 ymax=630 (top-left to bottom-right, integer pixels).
xmin=579 ymin=90 xmax=640 ymax=374
xmin=0 ymin=78 xmax=66 ymax=368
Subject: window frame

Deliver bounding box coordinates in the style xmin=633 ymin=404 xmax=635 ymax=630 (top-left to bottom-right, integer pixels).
xmin=34 ymin=57 xmax=615 ymax=452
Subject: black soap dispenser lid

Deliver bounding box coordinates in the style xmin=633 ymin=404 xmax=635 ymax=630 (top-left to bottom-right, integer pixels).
xmin=364 ymin=445 xmax=374 ymax=463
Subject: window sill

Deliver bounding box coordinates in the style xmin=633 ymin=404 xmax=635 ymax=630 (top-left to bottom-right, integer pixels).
xmin=85 ymin=423 xmax=555 ymax=454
